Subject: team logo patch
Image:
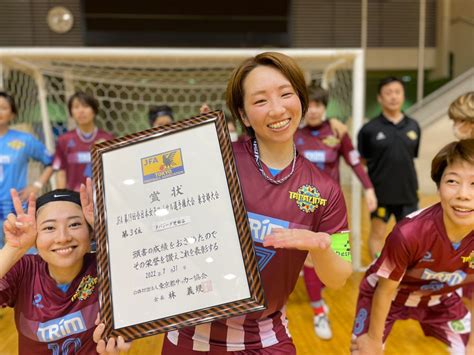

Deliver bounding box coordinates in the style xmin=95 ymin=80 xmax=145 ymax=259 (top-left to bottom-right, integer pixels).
xmin=32 ymin=294 xmax=44 ymax=308
xmin=71 ymin=275 xmax=98 ymax=302
xmin=406 ymin=130 xmax=418 ymax=140
xmin=141 ymin=148 xmax=184 ymax=184
xmin=420 ymin=251 xmax=434 ymax=263
xmin=67 ymin=139 xmax=76 ymax=148
xmin=322 ymin=135 xmax=340 ymax=148
xmin=289 ymin=185 xmax=327 ymax=213
xmin=7 ymin=140 xmax=25 ymax=150
xmin=296 ymin=137 xmax=305 ymax=145
xmin=461 ymin=251 xmax=474 ymax=269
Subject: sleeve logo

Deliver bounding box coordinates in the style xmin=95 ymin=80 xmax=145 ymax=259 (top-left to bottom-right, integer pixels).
xmin=406 ymin=130 xmax=418 ymax=140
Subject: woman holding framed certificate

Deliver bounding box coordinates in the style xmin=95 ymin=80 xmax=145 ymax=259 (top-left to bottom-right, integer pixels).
xmin=159 ymin=52 xmax=354 ymax=353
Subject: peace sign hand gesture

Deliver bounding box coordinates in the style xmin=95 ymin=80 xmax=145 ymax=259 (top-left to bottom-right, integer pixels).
xmin=3 ymin=189 xmax=37 ymax=252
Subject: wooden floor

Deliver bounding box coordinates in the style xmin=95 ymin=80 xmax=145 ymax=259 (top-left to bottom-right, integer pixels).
xmin=0 ymin=192 xmax=449 ymax=354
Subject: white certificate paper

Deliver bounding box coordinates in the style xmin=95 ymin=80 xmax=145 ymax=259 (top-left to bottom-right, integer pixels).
xmin=102 ymin=123 xmax=250 ymax=328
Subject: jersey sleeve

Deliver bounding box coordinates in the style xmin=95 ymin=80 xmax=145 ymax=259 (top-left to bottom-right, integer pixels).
xmin=316 ymin=183 xmax=349 ymax=234
xmin=52 ymin=137 xmax=67 ymax=171
xmin=0 ymin=257 xmax=26 ymax=308
xmin=340 ymin=134 xmax=373 ymax=189
xmin=414 ymin=122 xmax=421 ymax=158
xmin=26 ymin=134 xmax=53 ymax=166
xmin=375 ymin=226 xmax=412 ymax=282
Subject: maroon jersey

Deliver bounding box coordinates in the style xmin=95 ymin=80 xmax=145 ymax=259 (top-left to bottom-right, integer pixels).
xmin=168 ymin=139 xmax=349 ymax=351
xmin=53 ymin=128 xmax=114 ymax=191
xmin=295 ymin=122 xmax=373 ymax=189
xmin=0 ymin=253 xmax=99 ymax=354
xmin=360 ymin=203 xmax=474 ymax=307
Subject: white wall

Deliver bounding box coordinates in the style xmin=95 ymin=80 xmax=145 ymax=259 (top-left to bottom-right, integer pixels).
xmin=450 ymin=0 xmax=474 ymax=77
xmin=415 ymin=115 xmax=457 ymax=194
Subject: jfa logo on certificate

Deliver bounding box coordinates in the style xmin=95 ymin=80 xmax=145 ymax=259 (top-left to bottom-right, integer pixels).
xmin=141 ymin=148 xmax=185 ymax=183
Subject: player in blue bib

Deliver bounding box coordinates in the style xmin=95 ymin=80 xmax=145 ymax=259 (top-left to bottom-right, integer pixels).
xmin=0 ymin=92 xmax=53 ymax=248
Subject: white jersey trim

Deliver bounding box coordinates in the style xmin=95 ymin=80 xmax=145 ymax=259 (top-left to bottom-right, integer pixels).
xmin=192 ymin=323 xmax=211 ymax=351
xmin=258 ymin=317 xmax=278 ymax=348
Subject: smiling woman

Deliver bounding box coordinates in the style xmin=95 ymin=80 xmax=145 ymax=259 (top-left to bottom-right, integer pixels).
xmin=351 ymin=139 xmax=474 ymax=355
xmin=159 ymin=52 xmax=353 ymax=354
xmin=0 ymin=185 xmax=127 ymax=354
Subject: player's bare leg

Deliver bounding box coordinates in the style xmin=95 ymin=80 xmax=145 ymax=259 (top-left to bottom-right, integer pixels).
xmin=368 ymin=218 xmax=387 ymax=259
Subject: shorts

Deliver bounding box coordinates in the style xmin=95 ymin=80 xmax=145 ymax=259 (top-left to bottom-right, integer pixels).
xmin=370 ymin=203 xmax=418 ymax=223
xmin=352 ymin=291 xmax=471 ymax=352
xmin=162 ymin=336 xmax=296 ymax=355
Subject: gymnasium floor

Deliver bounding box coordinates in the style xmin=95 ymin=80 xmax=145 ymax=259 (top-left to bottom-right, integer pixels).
xmin=0 ymin=192 xmax=450 ymax=354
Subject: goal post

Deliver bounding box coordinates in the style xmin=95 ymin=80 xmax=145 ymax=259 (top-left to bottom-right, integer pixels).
xmin=0 ymin=47 xmax=365 ymax=270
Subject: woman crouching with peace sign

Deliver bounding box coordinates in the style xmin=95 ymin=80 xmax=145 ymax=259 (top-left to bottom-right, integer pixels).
xmin=0 ymin=182 xmax=129 ymax=354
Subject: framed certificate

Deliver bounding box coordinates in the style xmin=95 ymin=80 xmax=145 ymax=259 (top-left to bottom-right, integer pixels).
xmin=91 ymin=111 xmax=265 ymax=341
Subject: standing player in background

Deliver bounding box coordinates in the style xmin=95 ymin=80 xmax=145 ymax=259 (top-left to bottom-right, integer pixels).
xmin=146 ymin=52 xmax=352 ymax=354
xmin=0 ymin=92 xmax=53 ymax=249
xmin=149 ymin=105 xmax=175 ymax=128
xmin=294 ymin=86 xmax=377 ymax=340
xmin=449 ymin=92 xmax=474 ymax=140
xmin=53 ymin=92 xmax=114 ymax=192
xmin=358 ymin=77 xmax=421 ymax=259
xmin=351 ymin=139 xmax=473 ymax=355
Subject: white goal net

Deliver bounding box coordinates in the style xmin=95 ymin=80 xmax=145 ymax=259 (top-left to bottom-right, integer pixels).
xmin=0 ymin=48 xmax=365 ymax=269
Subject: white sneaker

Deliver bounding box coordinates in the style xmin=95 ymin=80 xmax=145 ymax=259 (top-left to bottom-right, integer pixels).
xmin=314 ymin=313 xmax=333 ymax=340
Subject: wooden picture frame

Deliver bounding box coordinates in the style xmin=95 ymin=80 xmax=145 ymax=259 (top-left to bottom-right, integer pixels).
xmin=91 ymin=111 xmax=265 ymax=341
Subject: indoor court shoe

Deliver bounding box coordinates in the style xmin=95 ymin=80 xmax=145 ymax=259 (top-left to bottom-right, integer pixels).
xmin=314 ymin=313 xmax=333 ymax=340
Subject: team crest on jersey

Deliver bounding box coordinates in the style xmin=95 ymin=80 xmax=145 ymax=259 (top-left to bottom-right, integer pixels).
xmin=406 ymin=130 xmax=418 ymax=140
xmin=141 ymin=148 xmax=184 ymax=184
xmin=289 ymin=185 xmax=327 ymax=213
xmin=296 ymin=137 xmax=305 ymax=145
xmin=322 ymin=135 xmax=340 ymax=148
xmin=461 ymin=251 xmax=474 ymax=269
xmin=7 ymin=140 xmax=25 ymax=150
xmin=71 ymin=275 xmax=98 ymax=302
xmin=67 ymin=139 xmax=76 ymax=148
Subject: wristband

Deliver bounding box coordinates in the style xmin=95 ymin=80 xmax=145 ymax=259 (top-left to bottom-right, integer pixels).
xmin=330 ymin=230 xmax=352 ymax=262
xmin=33 ymin=181 xmax=44 ymax=189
